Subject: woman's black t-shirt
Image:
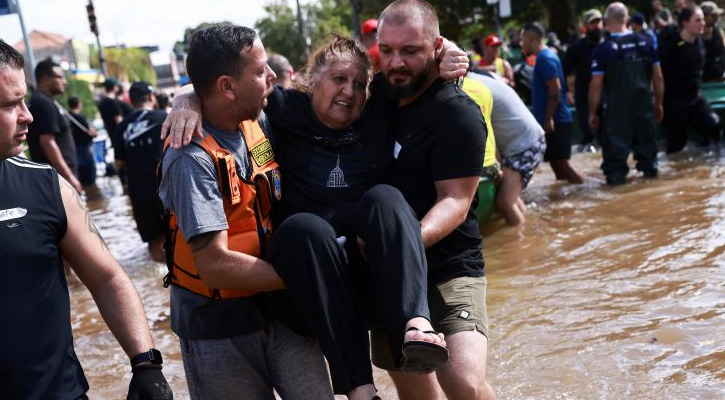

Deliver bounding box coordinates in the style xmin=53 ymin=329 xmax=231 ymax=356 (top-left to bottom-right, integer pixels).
xmin=264 ymin=85 xmax=396 ymax=233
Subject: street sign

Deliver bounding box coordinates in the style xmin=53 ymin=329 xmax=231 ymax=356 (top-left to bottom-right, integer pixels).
xmin=0 ymin=0 xmax=14 ymax=16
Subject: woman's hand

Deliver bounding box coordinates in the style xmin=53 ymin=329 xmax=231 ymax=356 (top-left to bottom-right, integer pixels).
xmin=438 ymin=38 xmax=469 ymax=80
xmin=160 ymin=86 xmax=203 ymax=149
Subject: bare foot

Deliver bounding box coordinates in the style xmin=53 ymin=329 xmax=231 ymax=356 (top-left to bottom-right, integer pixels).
xmin=405 ymin=317 xmax=446 ymax=348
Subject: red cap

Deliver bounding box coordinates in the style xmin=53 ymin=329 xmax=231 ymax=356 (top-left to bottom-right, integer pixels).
xmin=362 ymin=19 xmax=378 ymax=35
xmin=484 ymin=34 xmax=502 ymax=47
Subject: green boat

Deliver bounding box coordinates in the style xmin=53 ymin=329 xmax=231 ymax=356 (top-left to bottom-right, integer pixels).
xmin=474 ymin=175 xmax=497 ymax=226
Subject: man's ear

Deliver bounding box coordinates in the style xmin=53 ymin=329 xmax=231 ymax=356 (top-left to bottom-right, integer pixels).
xmin=217 ymin=75 xmax=236 ymax=101
xmin=434 ymin=36 xmax=444 ymax=59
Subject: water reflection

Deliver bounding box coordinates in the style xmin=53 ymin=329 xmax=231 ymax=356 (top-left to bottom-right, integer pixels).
xmin=75 ymin=149 xmax=725 ymax=399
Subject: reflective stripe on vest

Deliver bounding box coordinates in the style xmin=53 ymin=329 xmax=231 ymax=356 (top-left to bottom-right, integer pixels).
xmin=162 ymin=119 xmax=281 ymax=299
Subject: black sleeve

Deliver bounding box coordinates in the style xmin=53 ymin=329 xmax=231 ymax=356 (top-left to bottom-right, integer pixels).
xmin=119 ymin=100 xmax=134 ymax=116
xmin=431 ymin=95 xmax=486 ymax=181
xmin=264 ymin=85 xmax=284 ymax=121
xmin=562 ymin=42 xmax=576 ymax=76
xmin=114 ymin=120 xmax=128 ymax=162
xmin=30 ymin=96 xmax=60 ymax=135
xmin=77 ymin=114 xmax=90 ymax=129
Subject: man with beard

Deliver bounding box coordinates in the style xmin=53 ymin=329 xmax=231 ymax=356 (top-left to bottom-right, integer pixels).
xmin=26 ymin=59 xmax=81 ymax=193
xmin=701 ymin=1 xmax=725 ymax=81
xmin=564 ymin=9 xmax=604 ymax=151
xmin=372 ymin=1 xmax=495 ymax=399
xmin=157 ymin=25 xmax=335 ymax=399
xmin=0 ymin=38 xmax=173 ymax=400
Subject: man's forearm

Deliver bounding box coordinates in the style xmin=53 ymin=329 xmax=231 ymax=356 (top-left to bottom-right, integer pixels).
xmin=589 ymin=79 xmax=602 ymax=115
xmin=90 ymin=271 xmax=155 ymax=358
xmin=40 ymin=137 xmax=75 ymax=182
xmin=420 ymin=197 xmax=469 ymax=248
xmin=545 ymin=91 xmax=560 ymax=121
xmin=191 ymin=231 xmax=285 ymax=292
xmin=653 ymin=73 xmax=664 ymax=107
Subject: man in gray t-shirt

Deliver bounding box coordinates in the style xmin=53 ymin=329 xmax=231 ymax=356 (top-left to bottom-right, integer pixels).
xmin=467 ymin=71 xmax=546 ymax=226
xmin=158 ymin=25 xmax=333 ymax=399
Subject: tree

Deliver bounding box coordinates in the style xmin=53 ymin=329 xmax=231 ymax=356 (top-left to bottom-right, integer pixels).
xmin=89 ymin=47 xmax=157 ymax=85
xmin=256 ymin=0 xmax=352 ymax=68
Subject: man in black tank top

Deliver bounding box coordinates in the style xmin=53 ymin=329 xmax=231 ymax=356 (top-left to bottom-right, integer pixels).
xmin=0 ymin=40 xmax=172 ymax=400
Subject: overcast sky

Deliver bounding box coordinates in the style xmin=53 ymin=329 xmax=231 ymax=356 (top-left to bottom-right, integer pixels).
xmin=0 ymin=0 xmax=311 ymax=56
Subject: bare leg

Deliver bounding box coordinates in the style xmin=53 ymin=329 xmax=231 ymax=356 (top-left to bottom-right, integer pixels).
xmin=347 ymin=384 xmax=377 ymax=400
xmin=389 ymin=371 xmax=443 ymax=400
xmin=549 ymin=159 xmax=585 ymax=184
xmin=435 ymin=331 xmax=496 ymax=400
xmin=496 ymin=167 xmax=525 ymax=226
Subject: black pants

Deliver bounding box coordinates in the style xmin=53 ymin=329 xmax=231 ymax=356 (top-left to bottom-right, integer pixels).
xmin=663 ymin=93 xmax=721 ymax=154
xmin=575 ymin=88 xmax=598 ymax=145
xmin=267 ymin=184 xmax=429 ymax=394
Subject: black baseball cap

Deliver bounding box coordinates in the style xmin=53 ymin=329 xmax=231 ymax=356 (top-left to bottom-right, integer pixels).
xmin=129 ymin=81 xmax=154 ymax=102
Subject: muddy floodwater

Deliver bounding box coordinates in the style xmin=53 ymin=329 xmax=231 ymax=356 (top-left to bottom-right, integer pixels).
xmin=74 ymin=149 xmax=725 ymax=399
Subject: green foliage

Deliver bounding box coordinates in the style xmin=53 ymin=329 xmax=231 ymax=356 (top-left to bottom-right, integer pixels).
xmin=255 ymin=0 xmax=352 ymax=68
xmin=105 ymin=47 xmax=157 ymax=85
xmin=56 ymin=75 xmax=98 ymax=120
xmin=89 ymin=47 xmax=157 ymax=85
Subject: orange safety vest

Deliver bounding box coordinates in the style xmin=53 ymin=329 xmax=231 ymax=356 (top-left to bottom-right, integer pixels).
xmin=160 ymin=119 xmax=281 ymax=299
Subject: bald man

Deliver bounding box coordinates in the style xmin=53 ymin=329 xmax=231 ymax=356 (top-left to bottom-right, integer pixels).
xmin=589 ymin=2 xmax=663 ymax=184
xmin=373 ymin=1 xmax=495 ymax=399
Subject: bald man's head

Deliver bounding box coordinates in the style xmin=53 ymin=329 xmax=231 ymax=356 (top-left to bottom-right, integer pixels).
xmin=604 ymin=2 xmax=629 ymax=25
xmin=378 ymin=0 xmax=440 ymax=41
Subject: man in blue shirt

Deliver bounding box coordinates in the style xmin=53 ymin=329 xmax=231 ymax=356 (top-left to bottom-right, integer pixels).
xmin=522 ymin=22 xmax=585 ymax=184
xmin=589 ymin=2 xmax=664 ymax=185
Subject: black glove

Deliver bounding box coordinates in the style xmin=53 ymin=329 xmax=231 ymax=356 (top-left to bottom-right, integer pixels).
xmin=127 ymin=364 xmax=173 ymax=400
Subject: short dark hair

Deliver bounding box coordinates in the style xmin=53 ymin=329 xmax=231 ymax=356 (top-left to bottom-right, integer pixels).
xmin=522 ymin=22 xmax=546 ymax=40
xmin=0 ymin=38 xmax=25 ymax=70
xmin=156 ymin=92 xmax=169 ymax=109
xmin=678 ymin=6 xmax=700 ymax=26
xmin=68 ymin=95 xmax=81 ymax=109
xmin=35 ymin=58 xmax=60 ymax=83
xmin=186 ymin=24 xmax=257 ymax=97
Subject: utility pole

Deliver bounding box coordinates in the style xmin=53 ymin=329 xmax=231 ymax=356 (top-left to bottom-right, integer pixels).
xmin=86 ymin=0 xmax=108 ymax=77
xmin=295 ymin=0 xmax=309 ymax=63
xmin=349 ymin=0 xmax=361 ymax=40
xmin=7 ymin=0 xmax=37 ymax=87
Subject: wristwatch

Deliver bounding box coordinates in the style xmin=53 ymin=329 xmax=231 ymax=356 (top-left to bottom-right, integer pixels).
xmin=130 ymin=348 xmax=163 ymax=368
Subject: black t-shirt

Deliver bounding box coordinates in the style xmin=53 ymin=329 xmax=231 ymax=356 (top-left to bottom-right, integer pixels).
xmin=27 ymin=92 xmax=78 ymax=175
xmin=99 ymin=97 xmax=133 ymax=147
xmin=563 ymin=36 xmax=599 ymax=97
xmin=68 ymin=111 xmax=93 ymax=147
xmin=265 ymin=86 xmax=395 ymax=234
xmin=390 ymin=78 xmax=486 ymax=285
xmin=0 ymin=157 xmax=88 ymax=399
xmin=659 ymin=32 xmax=705 ymax=98
xmin=115 ymin=109 xmax=166 ymax=198
xmin=703 ymin=27 xmax=725 ymax=80
xmin=98 ymin=96 xmax=121 ymax=135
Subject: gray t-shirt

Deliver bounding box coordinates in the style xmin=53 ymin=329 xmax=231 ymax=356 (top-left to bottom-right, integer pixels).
xmin=158 ymin=118 xmax=265 ymax=340
xmin=467 ymin=72 xmax=544 ymax=157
